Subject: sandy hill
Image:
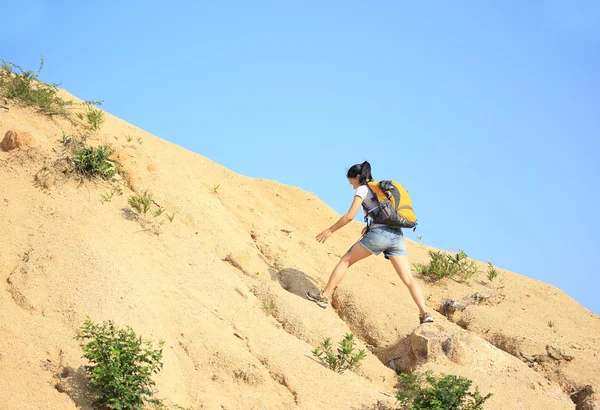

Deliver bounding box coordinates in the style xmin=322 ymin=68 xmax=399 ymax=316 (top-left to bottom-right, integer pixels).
xmin=0 ymin=88 xmax=599 ymax=410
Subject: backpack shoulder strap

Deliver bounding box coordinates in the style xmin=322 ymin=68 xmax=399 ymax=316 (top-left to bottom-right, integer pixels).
xmin=367 ymin=181 xmax=391 ymax=202
xmin=366 ymin=181 xmax=381 ymax=196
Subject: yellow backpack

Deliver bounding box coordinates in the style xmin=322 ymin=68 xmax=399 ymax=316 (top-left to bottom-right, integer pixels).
xmin=364 ymin=180 xmax=417 ymax=230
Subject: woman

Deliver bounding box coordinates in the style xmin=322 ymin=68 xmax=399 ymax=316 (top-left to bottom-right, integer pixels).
xmin=306 ymin=161 xmax=434 ymax=324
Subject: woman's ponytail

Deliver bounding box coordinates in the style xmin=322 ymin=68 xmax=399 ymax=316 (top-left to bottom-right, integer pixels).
xmin=347 ymin=161 xmax=373 ymax=185
xmin=359 ymin=161 xmax=372 ymax=185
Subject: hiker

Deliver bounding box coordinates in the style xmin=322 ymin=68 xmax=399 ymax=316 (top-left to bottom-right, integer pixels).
xmin=306 ymin=161 xmax=434 ymax=324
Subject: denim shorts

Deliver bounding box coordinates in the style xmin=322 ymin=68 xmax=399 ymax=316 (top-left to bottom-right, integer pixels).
xmin=357 ymin=225 xmax=408 ymax=259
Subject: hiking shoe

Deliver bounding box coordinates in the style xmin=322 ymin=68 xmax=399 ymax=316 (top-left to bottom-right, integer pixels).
xmin=306 ymin=291 xmax=329 ymax=309
xmin=420 ymin=312 xmax=434 ymax=324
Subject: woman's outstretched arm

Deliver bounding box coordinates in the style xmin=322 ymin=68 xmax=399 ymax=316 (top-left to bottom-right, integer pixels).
xmin=316 ymin=196 xmax=363 ymax=243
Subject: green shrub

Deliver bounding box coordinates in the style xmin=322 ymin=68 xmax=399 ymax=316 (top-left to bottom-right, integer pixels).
xmin=74 ymin=316 xmax=164 ymax=409
xmin=413 ymin=249 xmax=479 ymax=282
xmin=0 ymin=56 xmax=73 ymax=116
xmin=397 ymin=371 xmax=492 ymax=410
xmin=72 ymin=143 xmax=117 ymax=179
xmin=312 ymin=333 xmax=367 ymax=373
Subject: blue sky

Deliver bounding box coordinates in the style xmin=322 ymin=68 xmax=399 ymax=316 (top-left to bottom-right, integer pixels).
xmin=2 ymin=1 xmax=599 ymax=314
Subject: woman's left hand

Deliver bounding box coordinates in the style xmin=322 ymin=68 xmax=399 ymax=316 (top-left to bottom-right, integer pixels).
xmin=316 ymin=229 xmax=333 ymax=243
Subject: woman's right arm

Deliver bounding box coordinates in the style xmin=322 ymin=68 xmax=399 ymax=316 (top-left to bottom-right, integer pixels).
xmin=316 ymin=195 xmax=364 ymax=243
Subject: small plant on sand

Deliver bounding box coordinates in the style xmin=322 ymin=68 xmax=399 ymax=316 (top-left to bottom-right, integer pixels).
xmin=312 ymin=333 xmax=367 ymax=374
xmin=487 ymin=261 xmax=499 ymax=282
xmin=101 ymin=190 xmax=114 ymax=202
xmin=100 ymin=187 xmax=121 ymax=202
xmin=153 ymin=208 xmax=165 ymax=218
xmin=72 ymin=143 xmax=117 ymax=179
xmin=396 ymin=371 xmax=492 ymax=410
xmin=413 ymin=249 xmax=479 ymax=282
xmin=137 ymin=136 xmax=143 ymax=144
xmin=166 ymin=212 xmax=175 ymax=223
xmin=76 ymin=102 xmax=105 ymax=131
xmin=59 ymin=132 xmax=71 ymax=144
xmin=74 ymin=316 xmax=164 ymax=409
xmin=213 ymin=184 xmax=221 ymax=193
xmin=262 ymin=302 xmax=275 ymax=315
xmin=0 ymin=56 xmax=73 ymax=116
xmin=126 ymin=135 xmax=133 ymax=143
xmin=128 ymin=190 xmax=153 ymax=214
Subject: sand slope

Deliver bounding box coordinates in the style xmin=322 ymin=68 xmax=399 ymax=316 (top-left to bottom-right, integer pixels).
xmin=0 ymin=90 xmax=598 ymax=409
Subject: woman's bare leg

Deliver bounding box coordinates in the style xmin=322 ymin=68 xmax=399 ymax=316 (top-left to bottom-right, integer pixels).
xmin=322 ymin=243 xmax=372 ymax=298
xmin=389 ymin=255 xmax=427 ymax=316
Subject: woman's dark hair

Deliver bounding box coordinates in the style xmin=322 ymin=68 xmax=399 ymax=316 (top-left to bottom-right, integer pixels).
xmin=347 ymin=161 xmax=373 ymax=185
